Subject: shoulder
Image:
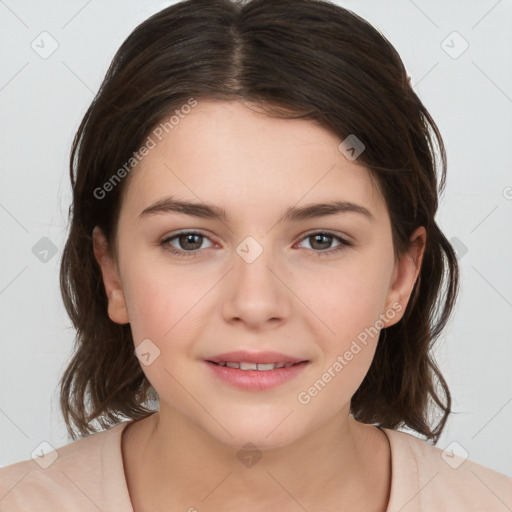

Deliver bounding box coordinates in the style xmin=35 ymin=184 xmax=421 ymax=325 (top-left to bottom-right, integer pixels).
xmin=383 ymin=428 xmax=512 ymax=512
xmin=0 ymin=421 xmax=134 ymax=512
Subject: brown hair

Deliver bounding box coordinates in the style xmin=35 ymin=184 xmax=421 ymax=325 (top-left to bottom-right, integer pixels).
xmin=59 ymin=0 xmax=459 ymax=442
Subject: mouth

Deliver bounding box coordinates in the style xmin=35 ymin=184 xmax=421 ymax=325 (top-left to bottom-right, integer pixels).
xmin=207 ymin=361 xmax=305 ymax=371
xmin=206 ymin=350 xmax=307 ymax=366
xmin=204 ymin=351 xmax=310 ymax=390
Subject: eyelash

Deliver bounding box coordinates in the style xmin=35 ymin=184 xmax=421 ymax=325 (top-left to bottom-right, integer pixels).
xmin=160 ymin=230 xmax=352 ymax=258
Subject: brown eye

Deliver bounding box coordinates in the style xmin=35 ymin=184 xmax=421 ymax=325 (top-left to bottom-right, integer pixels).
xmin=161 ymin=231 xmax=214 ymax=257
xmin=297 ymin=231 xmax=351 ymax=255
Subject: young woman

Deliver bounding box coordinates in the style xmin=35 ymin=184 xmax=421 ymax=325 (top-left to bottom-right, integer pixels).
xmin=1 ymin=0 xmax=511 ymax=511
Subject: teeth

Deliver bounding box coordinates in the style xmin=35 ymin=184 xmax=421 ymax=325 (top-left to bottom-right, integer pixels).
xmin=215 ymin=361 xmax=298 ymax=371
xmin=256 ymin=363 xmax=275 ymax=371
xmin=240 ymin=362 xmax=258 ymax=370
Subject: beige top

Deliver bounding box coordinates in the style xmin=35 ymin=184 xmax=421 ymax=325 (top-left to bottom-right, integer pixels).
xmin=1 ymin=420 xmax=511 ymax=511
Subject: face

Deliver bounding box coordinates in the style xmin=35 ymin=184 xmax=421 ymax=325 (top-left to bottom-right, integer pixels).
xmin=93 ymin=99 xmax=424 ymax=450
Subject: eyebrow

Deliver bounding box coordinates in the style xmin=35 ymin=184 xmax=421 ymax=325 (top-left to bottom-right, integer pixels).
xmin=139 ymin=196 xmax=375 ymax=223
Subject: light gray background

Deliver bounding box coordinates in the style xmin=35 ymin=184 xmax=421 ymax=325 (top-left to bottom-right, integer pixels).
xmin=1 ymin=0 xmax=511 ymax=477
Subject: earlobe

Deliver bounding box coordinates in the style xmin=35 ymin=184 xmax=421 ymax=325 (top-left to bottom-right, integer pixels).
xmin=92 ymin=226 xmax=130 ymax=325
xmin=382 ymin=226 xmax=426 ymax=328
xmin=108 ymin=289 xmax=129 ymax=325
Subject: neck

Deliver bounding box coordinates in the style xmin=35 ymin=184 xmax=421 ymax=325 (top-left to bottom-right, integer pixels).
xmin=122 ymin=408 xmax=391 ymax=512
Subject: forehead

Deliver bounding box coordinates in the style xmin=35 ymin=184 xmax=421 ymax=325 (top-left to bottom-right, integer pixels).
xmin=121 ymin=100 xmax=384 ymax=221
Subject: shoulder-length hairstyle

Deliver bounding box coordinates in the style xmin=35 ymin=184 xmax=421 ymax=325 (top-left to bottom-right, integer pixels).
xmin=60 ymin=0 xmax=459 ymax=442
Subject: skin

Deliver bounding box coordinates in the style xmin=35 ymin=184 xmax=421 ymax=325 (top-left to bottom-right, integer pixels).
xmin=93 ymin=99 xmax=426 ymax=512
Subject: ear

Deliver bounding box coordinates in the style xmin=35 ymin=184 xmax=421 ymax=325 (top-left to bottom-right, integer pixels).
xmin=92 ymin=226 xmax=130 ymax=325
xmin=382 ymin=226 xmax=426 ymax=327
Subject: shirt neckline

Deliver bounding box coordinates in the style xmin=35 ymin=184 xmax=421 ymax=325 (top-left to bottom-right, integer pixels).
xmin=103 ymin=420 xmax=135 ymax=511
xmin=109 ymin=420 xmax=416 ymax=512
xmin=378 ymin=426 xmax=420 ymax=512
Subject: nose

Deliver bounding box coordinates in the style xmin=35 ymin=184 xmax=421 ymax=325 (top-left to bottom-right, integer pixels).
xmin=221 ymin=240 xmax=292 ymax=330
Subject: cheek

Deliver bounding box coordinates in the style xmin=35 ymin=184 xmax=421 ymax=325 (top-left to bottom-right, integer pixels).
xmin=122 ymin=259 xmax=208 ymax=342
xmin=295 ymin=272 xmax=387 ymax=420
xmin=121 ymin=267 xmax=207 ymax=407
xmin=301 ymin=250 xmax=394 ymax=399
xmin=310 ymin=254 xmax=393 ymax=341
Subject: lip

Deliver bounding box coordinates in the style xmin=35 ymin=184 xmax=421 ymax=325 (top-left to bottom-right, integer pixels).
xmin=205 ymin=351 xmax=310 ymax=391
xmin=206 ymin=351 xmax=307 ymax=365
